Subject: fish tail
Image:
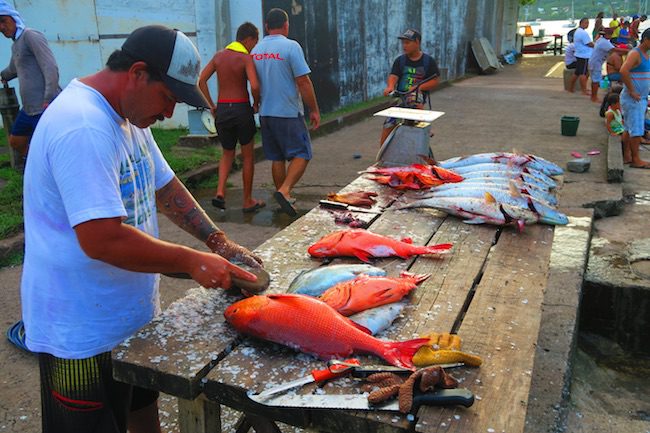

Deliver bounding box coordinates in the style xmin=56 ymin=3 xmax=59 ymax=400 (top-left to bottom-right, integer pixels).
xmin=422 ymin=243 xmax=453 ymax=254
xmin=398 ymin=271 xmax=431 ymax=284
xmin=381 ymin=338 xmax=431 ymax=370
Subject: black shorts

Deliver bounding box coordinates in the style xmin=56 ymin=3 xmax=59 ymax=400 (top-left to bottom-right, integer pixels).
xmin=39 ymin=352 xmax=159 ymax=433
xmin=574 ymin=57 xmax=589 ymax=76
xmin=566 ymin=62 xmax=577 ymax=70
xmin=215 ymin=102 xmax=256 ymax=150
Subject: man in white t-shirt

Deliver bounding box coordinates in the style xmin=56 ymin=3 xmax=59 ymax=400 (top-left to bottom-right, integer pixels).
xmin=21 ymin=25 xmax=262 ymax=433
xmin=589 ymin=28 xmax=629 ymax=102
xmin=568 ymin=17 xmax=595 ymax=95
xmin=564 ymin=42 xmax=577 ymax=69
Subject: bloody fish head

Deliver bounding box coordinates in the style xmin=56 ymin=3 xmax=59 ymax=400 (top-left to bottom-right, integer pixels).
xmin=224 ymin=296 xmax=269 ymax=330
xmin=430 ymin=166 xmax=464 ymax=183
xmin=307 ymin=231 xmax=347 ymax=257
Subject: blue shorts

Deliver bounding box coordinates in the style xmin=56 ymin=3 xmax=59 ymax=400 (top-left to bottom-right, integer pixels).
xmin=607 ymin=72 xmax=622 ymax=82
xmin=621 ymin=90 xmax=647 ymax=137
xmin=10 ymin=109 xmax=42 ymax=136
xmin=260 ymin=115 xmax=312 ymax=161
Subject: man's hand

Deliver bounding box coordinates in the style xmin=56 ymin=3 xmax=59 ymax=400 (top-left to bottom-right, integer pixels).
xmin=309 ymin=110 xmax=320 ymax=130
xmin=206 ymin=231 xmax=263 ymax=269
xmin=188 ymin=250 xmax=258 ymax=289
xmin=630 ymin=90 xmax=641 ymax=101
xmin=383 ymin=87 xmax=395 ymax=97
xmin=1 ymin=78 xmax=7 ymax=87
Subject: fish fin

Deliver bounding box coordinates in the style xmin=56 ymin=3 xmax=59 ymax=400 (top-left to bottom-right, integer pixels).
xmin=399 ymin=271 xmax=431 ymax=284
xmin=463 ymin=217 xmax=487 ymax=225
xmin=400 ymin=237 xmax=413 ymax=244
xmin=381 ymin=338 xmax=431 ymax=370
xmin=418 ymin=154 xmax=438 ymax=165
xmin=508 ymin=181 xmax=522 ymax=198
xmin=352 ymin=248 xmax=372 ymax=263
xmin=424 ymin=243 xmax=453 ymax=254
xmin=517 ymin=219 xmax=526 ymax=233
xmin=345 ymin=316 xmax=372 ymax=334
xmin=484 ymin=192 xmax=497 ymax=204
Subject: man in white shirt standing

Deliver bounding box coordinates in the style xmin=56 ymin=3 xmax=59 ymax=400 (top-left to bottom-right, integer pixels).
xmin=589 ymin=28 xmax=629 ymax=102
xmin=568 ymin=17 xmax=595 ymax=95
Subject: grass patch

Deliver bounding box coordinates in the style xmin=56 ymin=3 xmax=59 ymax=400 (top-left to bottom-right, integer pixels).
xmin=0 ymin=249 xmax=24 ymax=268
xmin=0 ymin=166 xmax=24 ymax=238
xmin=321 ymin=96 xmax=386 ymax=123
xmin=152 ymin=127 xmax=221 ymax=174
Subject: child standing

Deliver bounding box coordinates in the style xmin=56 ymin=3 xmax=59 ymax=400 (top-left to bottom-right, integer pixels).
xmin=605 ymin=93 xmax=632 ymax=163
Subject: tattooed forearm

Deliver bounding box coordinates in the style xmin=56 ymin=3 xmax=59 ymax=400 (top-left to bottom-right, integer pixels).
xmin=156 ymin=177 xmax=222 ymax=242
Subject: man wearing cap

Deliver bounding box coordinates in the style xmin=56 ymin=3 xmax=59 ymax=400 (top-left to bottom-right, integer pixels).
xmin=251 ymin=8 xmax=320 ymax=217
xmin=568 ymin=17 xmax=594 ymax=95
xmin=0 ymin=0 xmax=60 ymax=164
xmin=21 ymin=25 xmax=262 ymax=433
xmin=588 ymin=28 xmax=628 ymax=102
xmin=630 ymin=14 xmax=647 ymax=46
xmin=619 ymin=28 xmax=650 ymax=168
xmin=198 ymin=22 xmax=264 ymax=213
xmin=380 ymin=28 xmax=440 ymax=146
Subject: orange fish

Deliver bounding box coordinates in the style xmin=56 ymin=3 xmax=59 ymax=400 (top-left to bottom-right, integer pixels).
xmin=366 ymin=164 xmax=463 ymax=190
xmin=224 ymin=293 xmax=428 ymax=369
xmin=320 ymin=272 xmax=430 ymax=316
xmin=327 ymin=191 xmax=378 ymax=208
xmin=307 ymin=229 xmax=452 ymax=263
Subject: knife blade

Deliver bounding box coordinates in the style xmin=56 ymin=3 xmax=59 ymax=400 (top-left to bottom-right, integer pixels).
xmin=319 ymin=200 xmax=382 ymax=214
xmin=255 ymin=358 xmax=361 ymax=399
xmin=249 ymin=388 xmax=474 ymax=412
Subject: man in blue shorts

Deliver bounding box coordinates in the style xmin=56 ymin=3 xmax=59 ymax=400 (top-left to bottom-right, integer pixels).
xmin=252 ymin=8 xmax=320 ymax=216
xmin=0 ymin=1 xmax=61 ymax=163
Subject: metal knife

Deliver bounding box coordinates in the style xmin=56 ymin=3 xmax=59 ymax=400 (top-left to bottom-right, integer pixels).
xmin=249 ymin=388 xmax=475 ymax=412
xmin=255 ymin=358 xmax=361 ymax=399
xmin=319 ymin=200 xmax=382 ymax=214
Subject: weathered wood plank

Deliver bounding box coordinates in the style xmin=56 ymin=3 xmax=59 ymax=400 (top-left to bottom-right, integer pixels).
xmin=112 ymin=287 xmax=240 ymax=400
xmin=111 ymin=175 xmax=395 ymax=399
xmin=380 ymin=216 xmax=498 ymax=340
xmin=607 ymin=133 xmax=624 ymax=183
xmin=202 ymin=204 xmax=448 ymax=432
xmin=414 ymin=225 xmax=556 ymax=433
xmin=178 ymin=396 xmax=221 ymax=433
xmin=524 ymin=212 xmax=593 ymax=433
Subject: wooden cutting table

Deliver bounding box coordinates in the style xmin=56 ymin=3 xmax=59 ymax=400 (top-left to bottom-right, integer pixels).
xmin=112 ymin=172 xmax=593 ymax=433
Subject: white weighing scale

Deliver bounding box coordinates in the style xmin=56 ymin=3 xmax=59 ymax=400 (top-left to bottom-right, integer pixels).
xmin=373 ymin=107 xmax=445 ymax=166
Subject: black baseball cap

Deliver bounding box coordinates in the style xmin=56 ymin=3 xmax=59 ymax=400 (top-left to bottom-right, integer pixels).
xmin=121 ymin=25 xmax=209 ymax=108
xmin=398 ymin=29 xmax=421 ymax=42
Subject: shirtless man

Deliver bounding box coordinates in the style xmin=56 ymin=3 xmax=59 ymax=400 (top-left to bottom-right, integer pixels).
xmin=607 ymin=49 xmax=624 ymax=82
xmin=199 ymin=22 xmax=263 ymax=212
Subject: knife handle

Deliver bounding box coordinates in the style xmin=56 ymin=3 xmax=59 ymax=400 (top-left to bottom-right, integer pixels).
xmin=311 ymin=358 xmax=360 ymax=382
xmin=412 ymin=388 xmax=475 ymax=410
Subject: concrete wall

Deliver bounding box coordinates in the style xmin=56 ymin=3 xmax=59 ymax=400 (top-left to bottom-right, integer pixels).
xmin=0 ymin=0 xmax=518 ymax=128
xmin=331 ymin=0 xmax=520 ymax=109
